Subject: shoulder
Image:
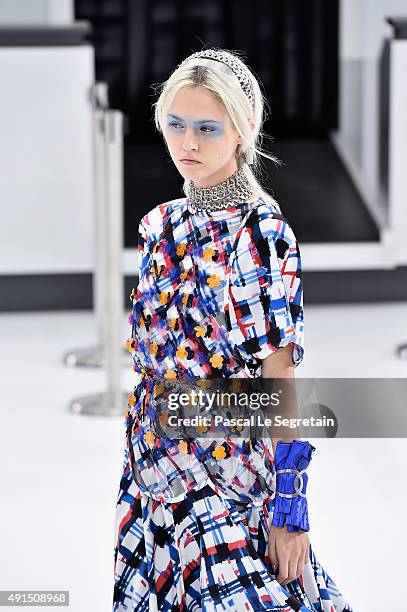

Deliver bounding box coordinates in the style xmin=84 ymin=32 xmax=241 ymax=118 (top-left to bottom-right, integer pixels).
xmin=249 ymin=197 xmax=300 ymax=254
xmin=138 ymin=197 xmax=188 ymax=242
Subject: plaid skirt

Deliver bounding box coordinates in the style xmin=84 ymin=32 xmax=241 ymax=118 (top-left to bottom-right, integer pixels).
xmin=112 ymin=444 xmax=354 ymax=611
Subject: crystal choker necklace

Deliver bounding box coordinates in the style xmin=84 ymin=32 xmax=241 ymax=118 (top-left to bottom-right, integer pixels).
xmin=185 ymin=166 xmax=253 ymax=212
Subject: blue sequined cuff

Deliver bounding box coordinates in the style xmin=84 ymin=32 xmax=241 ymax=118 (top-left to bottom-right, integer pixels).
xmin=271 ymin=439 xmax=316 ymax=533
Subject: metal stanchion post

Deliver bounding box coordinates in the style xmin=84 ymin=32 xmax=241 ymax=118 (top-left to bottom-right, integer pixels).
xmin=63 ymin=82 xmax=130 ymax=369
xmin=104 ymin=110 xmax=127 ymax=412
xmin=386 ymin=20 xmax=407 ymax=360
xmin=69 ymin=110 xmax=128 ymax=415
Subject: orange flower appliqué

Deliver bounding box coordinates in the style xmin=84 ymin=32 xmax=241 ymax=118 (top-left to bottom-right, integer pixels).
xmin=159 ymin=409 xmax=170 ymax=427
xmin=229 ymin=380 xmax=242 ymax=393
xmin=164 ymin=369 xmax=177 ymax=379
xmin=210 ymin=353 xmax=224 ymax=369
xmin=159 ymin=291 xmax=170 ymax=305
xmin=197 ymin=379 xmax=213 ymax=390
xmin=212 ymin=444 xmax=226 ymax=460
xmin=203 ymin=247 xmax=216 ymax=262
xmin=194 ymin=325 xmax=205 ymax=338
xmin=128 ymin=393 xmax=136 ymax=406
xmin=144 ymin=430 xmax=156 ymax=446
xmin=150 ymin=341 xmax=158 ymax=356
xmin=178 ymin=439 xmax=189 ymax=454
xmin=176 ymin=242 xmax=187 ymax=257
xmin=154 ymin=382 xmax=165 ymax=397
xmin=207 ymin=273 xmax=221 ymax=288
xmin=176 ymin=345 xmax=188 ymax=360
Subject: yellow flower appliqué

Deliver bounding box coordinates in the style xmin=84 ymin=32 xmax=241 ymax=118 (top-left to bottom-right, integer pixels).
xmin=169 ymin=317 xmax=177 ymax=329
xmin=127 ymin=393 xmax=136 ymax=406
xmin=197 ymin=379 xmax=213 ymax=389
xmin=194 ymin=325 xmax=205 ymax=338
xmin=159 ymin=409 xmax=170 ymax=427
xmin=176 ymin=242 xmax=187 ymax=257
xmin=164 ymin=369 xmax=177 ymax=379
xmin=207 ymin=274 xmax=221 ymax=288
xmin=229 ymin=380 xmax=242 ymax=393
xmin=154 ymin=382 xmax=165 ymax=397
xmin=144 ymin=430 xmax=156 ymax=446
xmin=178 ymin=439 xmax=189 ymax=454
xmin=203 ymin=247 xmax=216 ymax=262
xmin=150 ymin=341 xmax=158 ymax=356
xmin=124 ymin=338 xmax=133 ymax=353
xmin=176 ymin=345 xmax=188 ymax=360
xmin=210 ymin=353 xmax=224 ymax=369
xmin=212 ymin=444 xmax=226 ymax=460
xmin=159 ymin=291 xmax=170 ymax=305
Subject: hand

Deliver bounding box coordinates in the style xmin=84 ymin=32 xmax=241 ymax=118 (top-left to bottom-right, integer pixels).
xmin=268 ymin=524 xmax=310 ymax=586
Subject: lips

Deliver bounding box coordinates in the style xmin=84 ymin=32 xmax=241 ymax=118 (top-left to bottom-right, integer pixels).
xmin=180 ymin=158 xmax=201 ymax=163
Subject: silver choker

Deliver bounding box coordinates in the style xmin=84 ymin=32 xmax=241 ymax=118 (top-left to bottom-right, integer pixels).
xmin=185 ymin=166 xmax=253 ymax=212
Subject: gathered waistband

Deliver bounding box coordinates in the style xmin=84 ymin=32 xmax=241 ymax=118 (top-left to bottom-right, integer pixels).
xmin=138 ymin=367 xmax=204 ymax=394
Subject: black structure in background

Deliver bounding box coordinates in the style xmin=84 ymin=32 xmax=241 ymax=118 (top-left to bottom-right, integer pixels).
xmin=75 ymin=0 xmax=338 ymax=137
xmin=75 ymin=0 xmax=379 ymax=249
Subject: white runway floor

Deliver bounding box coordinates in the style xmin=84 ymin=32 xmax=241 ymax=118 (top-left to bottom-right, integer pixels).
xmin=1 ymin=302 xmax=407 ymax=611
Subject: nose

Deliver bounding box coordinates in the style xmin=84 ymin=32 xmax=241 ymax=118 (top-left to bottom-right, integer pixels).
xmin=181 ymin=125 xmax=199 ymax=151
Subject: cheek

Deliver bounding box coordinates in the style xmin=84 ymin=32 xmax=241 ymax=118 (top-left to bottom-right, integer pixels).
xmin=162 ymin=131 xmax=179 ymax=156
xmin=209 ymin=136 xmax=237 ymax=160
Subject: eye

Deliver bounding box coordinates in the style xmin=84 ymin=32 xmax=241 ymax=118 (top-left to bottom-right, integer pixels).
xmin=168 ymin=122 xmax=184 ymax=129
xmin=201 ymin=126 xmax=215 ymax=133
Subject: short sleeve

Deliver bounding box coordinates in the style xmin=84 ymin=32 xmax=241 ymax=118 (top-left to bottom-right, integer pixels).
xmin=136 ymin=216 xmax=149 ymax=279
xmin=224 ymin=205 xmax=304 ymax=369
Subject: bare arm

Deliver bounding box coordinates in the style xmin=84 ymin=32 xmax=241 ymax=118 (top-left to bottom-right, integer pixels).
xmin=262 ymin=343 xmax=310 ymax=586
xmin=260 ymin=343 xmax=301 ymax=451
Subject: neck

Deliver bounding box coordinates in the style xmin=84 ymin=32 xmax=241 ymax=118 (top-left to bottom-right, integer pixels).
xmin=185 ymin=165 xmax=254 ymax=212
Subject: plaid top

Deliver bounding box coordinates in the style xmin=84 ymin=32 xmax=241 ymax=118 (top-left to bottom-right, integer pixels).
xmin=129 ymin=193 xmax=304 ymax=379
xmin=125 ymin=193 xmax=305 ymax=503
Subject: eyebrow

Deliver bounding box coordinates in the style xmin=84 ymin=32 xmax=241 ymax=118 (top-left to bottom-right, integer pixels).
xmin=167 ymin=113 xmax=222 ymax=124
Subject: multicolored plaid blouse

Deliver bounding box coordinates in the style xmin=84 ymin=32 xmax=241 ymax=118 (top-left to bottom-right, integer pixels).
xmin=125 ymin=193 xmax=305 ymax=504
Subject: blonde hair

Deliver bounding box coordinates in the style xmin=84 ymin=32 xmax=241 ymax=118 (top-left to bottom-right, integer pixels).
xmin=151 ymin=47 xmax=283 ymax=213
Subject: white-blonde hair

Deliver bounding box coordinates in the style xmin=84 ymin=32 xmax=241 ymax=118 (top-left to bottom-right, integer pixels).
xmin=151 ymin=47 xmax=283 ymax=213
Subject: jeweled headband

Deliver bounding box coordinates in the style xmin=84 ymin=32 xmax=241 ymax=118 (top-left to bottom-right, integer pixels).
xmin=177 ymin=49 xmax=255 ymax=112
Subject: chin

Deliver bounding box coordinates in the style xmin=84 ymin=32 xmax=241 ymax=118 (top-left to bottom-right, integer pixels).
xmin=177 ymin=166 xmax=204 ymax=179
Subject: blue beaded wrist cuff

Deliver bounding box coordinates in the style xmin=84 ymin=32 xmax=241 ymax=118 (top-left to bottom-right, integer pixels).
xmin=271 ymin=439 xmax=316 ymax=533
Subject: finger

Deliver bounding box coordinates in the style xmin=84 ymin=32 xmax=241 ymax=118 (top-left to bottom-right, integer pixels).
xmin=303 ymin=541 xmax=310 ymax=566
xmin=276 ymin=555 xmax=289 ymax=585
xmin=281 ymin=556 xmax=298 ymax=586
xmin=297 ymin=554 xmax=305 ymax=580
xmin=268 ymin=534 xmax=278 ymax=573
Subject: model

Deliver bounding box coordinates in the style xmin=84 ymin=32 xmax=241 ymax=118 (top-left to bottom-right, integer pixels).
xmin=113 ymin=48 xmax=354 ymax=611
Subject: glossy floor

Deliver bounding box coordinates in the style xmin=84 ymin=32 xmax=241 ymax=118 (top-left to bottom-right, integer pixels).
xmin=0 ymin=303 xmax=406 ymax=611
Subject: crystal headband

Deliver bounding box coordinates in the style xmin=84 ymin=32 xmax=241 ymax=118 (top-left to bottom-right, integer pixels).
xmin=178 ymin=49 xmax=255 ymax=112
